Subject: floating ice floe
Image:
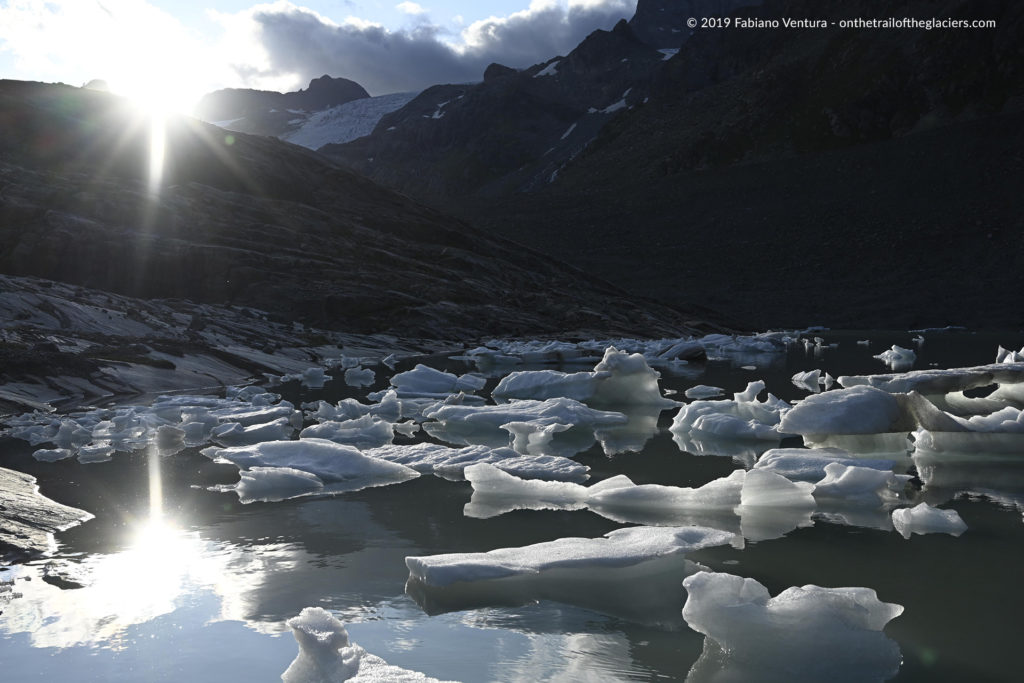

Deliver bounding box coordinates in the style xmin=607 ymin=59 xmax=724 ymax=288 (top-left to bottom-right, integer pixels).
xmin=873 ymin=345 xmax=916 ymax=371
xmin=275 ymin=367 xmax=331 ymax=389
xmin=282 ymin=606 xmax=454 ymax=683
xmin=304 ymin=390 xmax=403 ymax=423
xmin=778 ymin=386 xmax=962 ymax=455
xmin=380 ymin=364 xmax=486 ymax=399
xmin=405 ymin=525 xmax=733 ymax=628
xmin=463 ymin=464 xmax=819 ymax=541
xmin=791 ymin=369 xmax=835 ymax=393
xmin=299 ymin=415 xmax=395 ymax=449
xmin=891 ymin=502 xmax=967 ymax=539
xmin=364 ymin=443 xmax=588 ymax=482
xmin=491 ymin=347 xmax=677 ymax=408
xmin=682 ymin=571 xmax=903 ymax=683
xmin=204 ymin=438 xmax=419 ymax=502
xmin=343 ymin=366 xmax=375 ymax=388
xmin=684 ymin=385 xmax=724 ymax=400
xmin=838 ymin=360 xmax=1024 ymax=414
xmin=753 ymin=448 xmax=897 ymax=481
xmin=210 ymin=417 xmax=296 ymax=447
xmin=421 ymin=396 xmax=626 ymax=455
xmin=671 ymin=381 xmax=792 ymax=453
xmin=404 ymin=527 xmax=734 ymax=623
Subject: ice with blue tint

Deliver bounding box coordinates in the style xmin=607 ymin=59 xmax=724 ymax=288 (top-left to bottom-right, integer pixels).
xmin=754 ymin=448 xmax=896 ymax=481
xmin=282 ymin=607 xmax=454 ymax=682
xmin=682 ymin=571 xmax=903 ymax=683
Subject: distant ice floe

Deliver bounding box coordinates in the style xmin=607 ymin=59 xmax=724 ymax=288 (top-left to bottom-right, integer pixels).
xmin=405 ymin=526 xmax=734 ymax=626
xmin=364 ymin=443 xmax=589 ymax=483
xmin=682 ymin=572 xmax=903 ymax=683
xmin=671 ymin=381 xmax=792 ymax=462
xmin=204 ymin=438 xmax=419 ymax=503
xmin=873 ymin=345 xmax=917 ymax=371
xmin=282 ymin=606 xmax=454 ymax=683
xmin=373 ymin=364 xmax=486 ymax=400
xmin=891 ymin=502 xmax=967 ymax=539
xmin=420 ymin=396 xmax=628 ymax=456
xmin=462 ymin=451 xmax=910 ymax=540
xmin=491 ymin=347 xmax=677 ymax=408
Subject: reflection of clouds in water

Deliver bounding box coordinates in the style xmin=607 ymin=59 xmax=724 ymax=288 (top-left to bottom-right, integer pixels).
xmin=1 ymin=521 xmax=279 ymax=648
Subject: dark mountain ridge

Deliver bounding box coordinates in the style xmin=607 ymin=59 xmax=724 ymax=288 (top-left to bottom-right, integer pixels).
xmin=0 ymin=79 xmax=716 ymax=342
xmin=324 ymin=0 xmax=1024 ymax=330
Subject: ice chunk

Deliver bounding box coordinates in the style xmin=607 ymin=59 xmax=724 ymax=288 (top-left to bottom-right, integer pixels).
xmin=33 ymin=448 xmax=75 ymax=462
xmin=499 ymin=419 xmax=571 ymax=455
xmin=891 ymin=502 xmax=967 ymax=539
xmin=672 ymin=381 xmax=792 ymax=446
xmin=227 ymin=466 xmax=324 ymax=504
xmin=388 ymin=364 xmax=485 ymax=398
xmin=204 ymin=438 xmax=419 ymax=492
xmin=812 ymin=463 xmax=911 ymax=506
xmin=492 ymin=347 xmax=676 ymax=408
xmin=423 ymin=397 xmax=625 ymax=454
xmin=754 ymin=448 xmax=896 ymax=482
xmin=682 ymin=571 xmax=903 ymax=683
xmin=874 ymin=345 xmax=916 ymax=371
xmin=738 ymin=469 xmax=815 ymax=508
xmin=210 ymin=417 xmax=295 ymax=447
xmin=299 ymin=415 xmax=394 ymax=449
xmin=366 ymin=443 xmax=589 ymax=482
xmin=406 ymin=526 xmax=735 ymax=588
xmin=684 ymin=385 xmax=724 ymax=400
xmin=791 ymin=369 xmax=822 ymax=392
xmin=781 ymin=386 xmax=902 ymax=436
xmin=343 ymin=367 xmax=375 ymax=388
xmin=282 ymin=606 xmax=452 ymax=682
xmin=839 ymin=361 xmax=1024 ymax=397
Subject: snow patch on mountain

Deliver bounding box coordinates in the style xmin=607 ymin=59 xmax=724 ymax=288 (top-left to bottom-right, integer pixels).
xmin=281 ymin=91 xmax=419 ymax=150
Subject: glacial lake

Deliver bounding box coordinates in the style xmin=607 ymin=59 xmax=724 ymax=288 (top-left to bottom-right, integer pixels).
xmin=2 ymin=329 xmax=1024 ymax=682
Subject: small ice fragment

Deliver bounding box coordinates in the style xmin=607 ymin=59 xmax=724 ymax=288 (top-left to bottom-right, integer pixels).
xmin=873 ymin=345 xmax=916 ymax=371
xmin=344 ymin=367 xmax=375 ymax=388
xmin=282 ymin=606 xmax=453 ymax=682
xmin=685 ymin=385 xmax=724 ymax=400
xmin=891 ymin=503 xmax=967 ymax=539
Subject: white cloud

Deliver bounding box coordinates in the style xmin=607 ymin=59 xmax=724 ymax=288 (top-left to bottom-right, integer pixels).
xmin=0 ymin=0 xmax=231 ymax=109
xmin=396 ymin=2 xmax=427 ymax=15
xmin=216 ymin=0 xmax=637 ymax=95
xmin=0 ymin=0 xmax=639 ymax=100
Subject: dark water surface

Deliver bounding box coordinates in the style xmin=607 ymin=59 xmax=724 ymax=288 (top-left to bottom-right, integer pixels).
xmin=2 ymin=330 xmax=1023 ymax=682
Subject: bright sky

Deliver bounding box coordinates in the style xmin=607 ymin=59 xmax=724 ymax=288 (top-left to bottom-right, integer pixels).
xmin=0 ymin=0 xmax=637 ymax=111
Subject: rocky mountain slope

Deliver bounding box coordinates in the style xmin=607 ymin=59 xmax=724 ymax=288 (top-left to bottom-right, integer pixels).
xmin=0 ymin=80 xmax=716 ymax=341
xmin=320 ymin=0 xmax=756 ymax=198
xmin=194 ymin=75 xmax=371 ymax=139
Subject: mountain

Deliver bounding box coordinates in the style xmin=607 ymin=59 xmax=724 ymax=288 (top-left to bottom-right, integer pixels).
xmin=318 ymin=16 xmax=666 ymax=198
xmin=193 ymin=75 xmax=371 ymax=138
xmin=0 ymin=79 xmax=712 ymax=342
xmin=319 ymin=0 xmax=757 ymax=198
xmin=324 ymin=0 xmax=1024 ymax=330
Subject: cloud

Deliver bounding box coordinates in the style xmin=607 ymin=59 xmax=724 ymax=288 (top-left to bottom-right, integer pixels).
xmin=395 ymin=2 xmax=427 ymax=15
xmin=217 ymin=0 xmax=637 ymax=95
